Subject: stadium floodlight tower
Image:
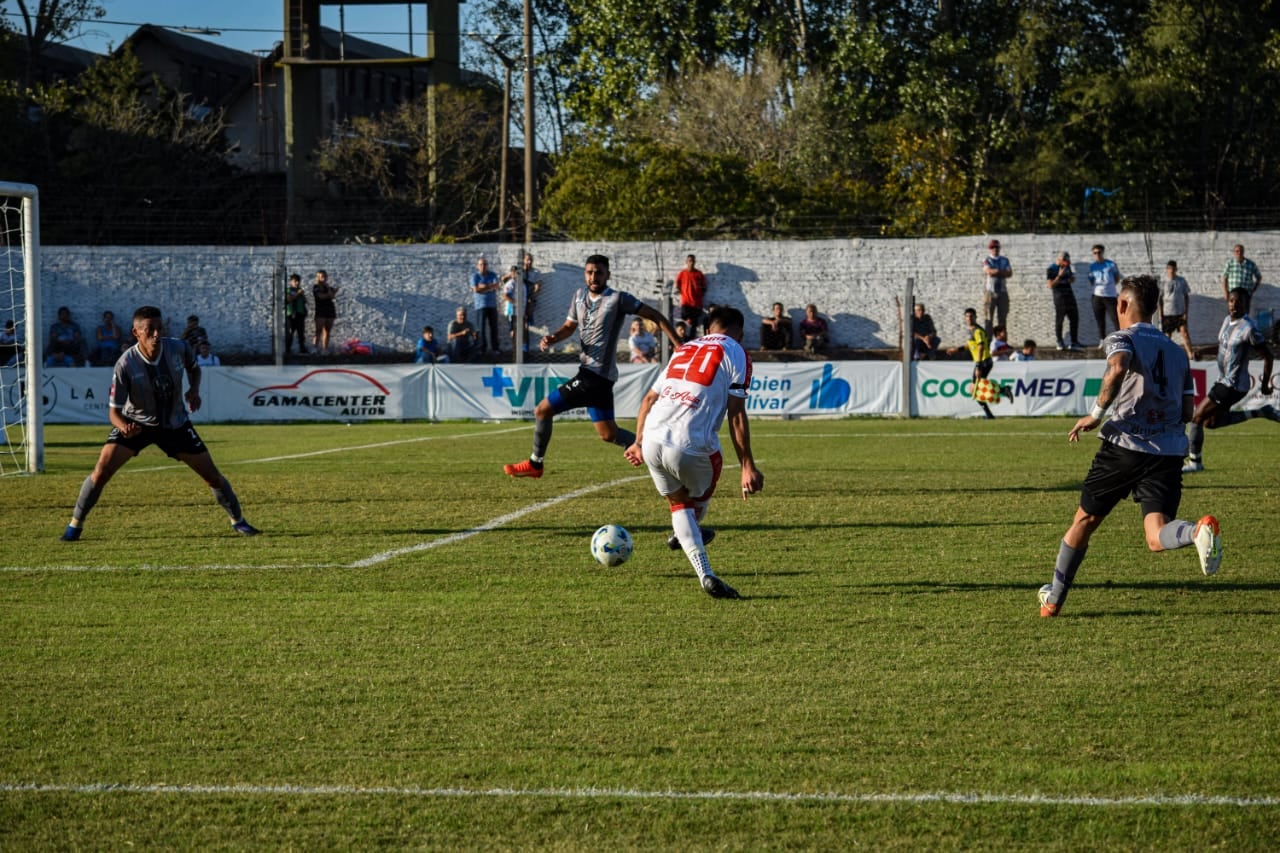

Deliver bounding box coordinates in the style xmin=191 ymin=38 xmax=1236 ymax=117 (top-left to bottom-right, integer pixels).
xmin=0 ymin=181 xmax=42 ymax=474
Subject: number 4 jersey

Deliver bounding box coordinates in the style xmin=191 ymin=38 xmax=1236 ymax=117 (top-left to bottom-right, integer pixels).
xmin=644 ymin=333 xmax=753 ymax=456
xmin=1098 ymin=322 xmax=1193 ymax=457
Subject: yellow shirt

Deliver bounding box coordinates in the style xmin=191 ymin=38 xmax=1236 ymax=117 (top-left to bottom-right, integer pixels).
xmin=965 ymin=326 xmax=990 ymax=362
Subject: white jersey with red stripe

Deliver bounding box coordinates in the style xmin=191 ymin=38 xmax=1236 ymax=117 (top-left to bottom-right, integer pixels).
xmin=643 ymin=333 xmax=752 ymax=456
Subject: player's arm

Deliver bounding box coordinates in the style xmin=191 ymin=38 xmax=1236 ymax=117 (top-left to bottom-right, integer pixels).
xmin=185 ymin=359 xmax=203 ymax=413
xmin=635 ymin=303 xmax=680 ymax=347
xmin=1070 ymin=349 xmax=1129 ymax=442
xmin=624 ymin=389 xmax=659 ymax=467
xmin=541 ymin=318 xmax=578 ymax=351
xmin=726 ymin=395 xmax=763 ymax=497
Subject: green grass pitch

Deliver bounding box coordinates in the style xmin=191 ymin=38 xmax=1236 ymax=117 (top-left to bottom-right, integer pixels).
xmin=2 ymin=418 xmax=1278 ymax=848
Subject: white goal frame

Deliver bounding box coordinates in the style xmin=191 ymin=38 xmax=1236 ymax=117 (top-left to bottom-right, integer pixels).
xmin=0 ymin=181 xmax=43 ymax=474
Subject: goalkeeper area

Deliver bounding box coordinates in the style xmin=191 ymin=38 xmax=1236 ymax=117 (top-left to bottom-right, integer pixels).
xmin=0 ymin=181 xmax=41 ymax=475
xmin=2 ymin=418 xmax=1278 ymax=847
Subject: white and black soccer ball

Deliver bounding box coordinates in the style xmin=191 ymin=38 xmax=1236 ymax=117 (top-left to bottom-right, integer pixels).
xmin=591 ymin=524 xmax=633 ymax=567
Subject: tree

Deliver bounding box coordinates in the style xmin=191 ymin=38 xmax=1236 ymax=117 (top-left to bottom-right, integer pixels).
xmin=4 ymin=0 xmax=106 ymax=88
xmin=315 ymin=85 xmax=506 ymax=240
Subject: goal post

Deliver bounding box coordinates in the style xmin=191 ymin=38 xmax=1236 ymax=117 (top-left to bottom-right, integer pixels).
xmin=0 ymin=181 xmax=43 ymax=474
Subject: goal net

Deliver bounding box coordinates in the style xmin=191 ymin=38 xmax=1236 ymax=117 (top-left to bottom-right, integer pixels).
xmin=0 ymin=182 xmax=43 ymax=474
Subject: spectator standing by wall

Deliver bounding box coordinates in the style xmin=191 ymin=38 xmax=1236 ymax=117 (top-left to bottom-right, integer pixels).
xmin=1221 ymin=243 xmax=1261 ymax=299
xmin=982 ymin=239 xmax=1012 ymax=335
xmin=284 ymin=273 xmax=309 ymax=355
xmin=312 ymin=270 xmax=340 ymax=355
xmin=674 ymin=254 xmax=708 ymax=332
xmin=471 ymin=256 xmax=501 ymax=354
xmin=1088 ymin=244 xmax=1121 ymax=341
xmin=1159 ymin=260 xmax=1195 ymax=360
xmin=181 ymin=315 xmax=207 ymax=350
xmin=1046 ymin=251 xmax=1082 ymax=351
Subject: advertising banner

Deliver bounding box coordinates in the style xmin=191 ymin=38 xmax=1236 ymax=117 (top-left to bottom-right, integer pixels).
xmin=31 ymin=360 xmax=1271 ymax=424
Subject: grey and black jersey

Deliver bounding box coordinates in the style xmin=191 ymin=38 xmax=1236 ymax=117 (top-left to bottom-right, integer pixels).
xmin=110 ymin=338 xmax=198 ymax=429
xmin=1215 ymin=315 xmax=1264 ymax=392
xmin=1097 ymin=322 xmax=1193 ymax=457
xmin=565 ymin=287 xmax=644 ymax=382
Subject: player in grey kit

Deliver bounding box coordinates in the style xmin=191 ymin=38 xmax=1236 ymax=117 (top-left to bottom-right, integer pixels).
xmin=1182 ymin=287 xmax=1277 ymax=473
xmin=61 ymin=305 xmax=259 ymax=541
xmin=504 ymin=254 xmax=679 ymax=478
xmin=1040 ymin=275 xmax=1220 ymax=618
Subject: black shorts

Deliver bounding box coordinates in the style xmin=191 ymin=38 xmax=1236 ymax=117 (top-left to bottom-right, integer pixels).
xmin=1161 ymin=314 xmax=1187 ymax=334
xmin=1208 ymin=382 xmax=1247 ymax=409
xmin=108 ymin=422 xmax=208 ymax=458
xmin=547 ymin=367 xmax=616 ymax=422
xmin=1079 ymin=441 xmax=1182 ymax=520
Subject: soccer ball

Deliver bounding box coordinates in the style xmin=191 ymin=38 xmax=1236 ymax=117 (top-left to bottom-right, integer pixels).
xmin=1038 ymin=583 xmax=1053 ymax=606
xmin=591 ymin=524 xmax=633 ymax=567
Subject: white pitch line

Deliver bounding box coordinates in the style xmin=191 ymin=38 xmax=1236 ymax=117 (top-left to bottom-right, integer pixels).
xmin=1 ymin=782 xmax=1276 ymax=808
xmin=349 ymin=474 xmax=646 ymax=567
xmin=0 ymin=473 xmax=648 ymax=574
xmin=130 ymin=425 xmax=530 ymax=472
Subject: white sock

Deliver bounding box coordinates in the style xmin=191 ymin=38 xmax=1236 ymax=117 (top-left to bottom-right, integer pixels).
xmin=671 ymin=507 xmax=712 ymax=579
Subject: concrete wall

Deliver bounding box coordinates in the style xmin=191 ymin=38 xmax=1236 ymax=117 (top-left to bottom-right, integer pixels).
xmin=37 ymin=234 xmax=1278 ymax=356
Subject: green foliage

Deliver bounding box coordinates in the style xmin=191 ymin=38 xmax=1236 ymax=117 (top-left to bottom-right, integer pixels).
xmin=314 ymin=85 xmax=503 ymax=239
xmin=2 ymin=419 xmax=1279 ymax=846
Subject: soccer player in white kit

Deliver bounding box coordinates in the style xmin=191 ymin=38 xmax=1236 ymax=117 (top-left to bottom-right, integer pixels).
xmin=624 ymin=306 xmax=764 ymax=599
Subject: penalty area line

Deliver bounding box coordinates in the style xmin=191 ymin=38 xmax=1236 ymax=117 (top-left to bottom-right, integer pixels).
xmin=1 ymin=781 xmax=1276 ymax=808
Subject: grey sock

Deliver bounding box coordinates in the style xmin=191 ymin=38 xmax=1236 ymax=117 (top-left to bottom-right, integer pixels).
xmin=1187 ymin=421 xmax=1204 ymax=456
xmin=211 ymin=477 xmax=242 ymax=522
xmin=532 ymin=417 xmax=553 ymax=460
xmin=73 ymin=475 xmax=103 ymax=523
xmin=1157 ymin=520 xmax=1193 ymax=551
xmin=1048 ymin=540 xmax=1088 ymax=607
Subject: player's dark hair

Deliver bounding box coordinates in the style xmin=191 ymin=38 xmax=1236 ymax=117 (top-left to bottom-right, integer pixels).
xmin=1119 ymin=274 xmax=1159 ymax=317
xmin=1228 ymin=286 xmax=1251 ymax=306
xmin=707 ymin=305 xmax=745 ymax=333
xmin=585 ymin=254 xmax=610 ymax=269
xmin=133 ymin=305 xmax=162 ymax=322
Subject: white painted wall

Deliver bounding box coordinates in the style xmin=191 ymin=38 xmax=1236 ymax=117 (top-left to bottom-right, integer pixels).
xmin=38 ymin=234 xmax=1277 ymax=356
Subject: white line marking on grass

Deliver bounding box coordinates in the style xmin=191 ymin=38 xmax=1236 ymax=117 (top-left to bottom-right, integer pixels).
xmin=131 ymin=426 xmax=530 ymax=472
xmin=0 ymin=473 xmax=648 ymax=573
xmin=2 ymin=782 xmax=1276 ymax=808
xmin=350 ymin=474 xmax=647 ymax=568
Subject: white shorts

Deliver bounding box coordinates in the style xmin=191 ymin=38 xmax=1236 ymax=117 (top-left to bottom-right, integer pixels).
xmin=642 ymin=441 xmax=722 ymax=502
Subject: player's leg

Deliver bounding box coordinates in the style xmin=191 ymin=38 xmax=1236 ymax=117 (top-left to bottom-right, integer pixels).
xmin=63 ymin=439 xmax=137 ymax=540
xmin=1178 ymin=320 xmax=1194 ymax=359
xmin=167 ymin=426 xmax=259 ymax=535
xmin=646 ymin=443 xmax=736 ymax=598
xmin=1138 ymin=454 xmax=1221 ymax=575
xmin=1041 ymin=444 xmax=1128 ymax=616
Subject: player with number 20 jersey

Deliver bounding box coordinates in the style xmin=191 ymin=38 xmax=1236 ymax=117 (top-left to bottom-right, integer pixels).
xmin=626 ymin=306 xmax=764 ymax=599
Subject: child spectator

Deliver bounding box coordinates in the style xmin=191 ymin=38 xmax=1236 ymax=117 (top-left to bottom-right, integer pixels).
xmin=628 ymin=318 xmax=658 ymax=363
xmin=799 ymin=304 xmax=829 ymax=354
xmin=990 ymin=325 xmax=1014 ymax=360
xmin=415 ymin=325 xmax=447 ymax=363
xmin=1011 ymin=339 xmax=1037 ymax=361
xmin=195 ymin=339 xmax=221 ymax=366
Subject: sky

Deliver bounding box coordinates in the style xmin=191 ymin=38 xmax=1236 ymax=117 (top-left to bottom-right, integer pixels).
xmin=31 ymin=1 xmax=456 ymax=58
